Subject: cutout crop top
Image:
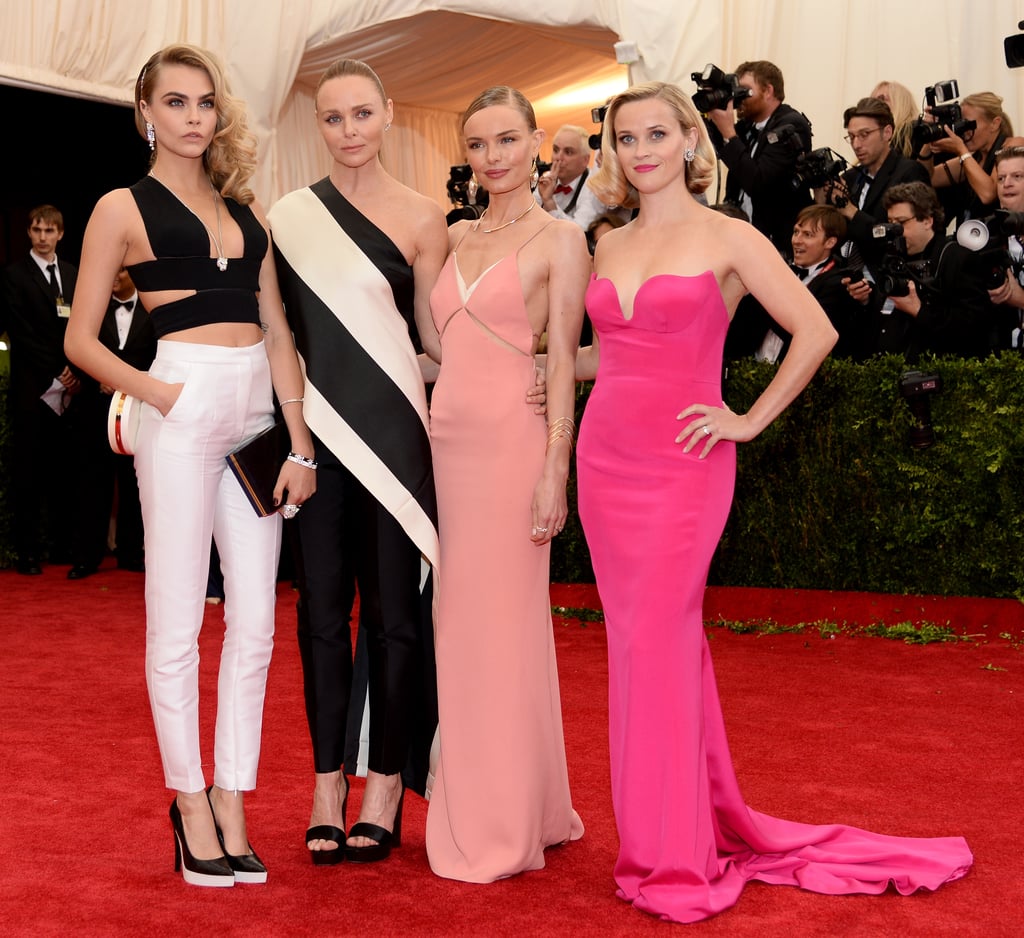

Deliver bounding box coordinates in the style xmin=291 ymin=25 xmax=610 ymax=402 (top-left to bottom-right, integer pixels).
xmin=125 ymin=175 xmax=268 ymax=338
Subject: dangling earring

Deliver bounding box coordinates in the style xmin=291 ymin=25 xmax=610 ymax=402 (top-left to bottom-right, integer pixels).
xmin=530 ymin=157 xmax=539 ymax=187
xmin=146 ymin=121 xmax=156 ymax=151
xmin=684 ymin=146 xmax=695 ymax=163
xmin=384 ymin=122 xmax=392 ymax=132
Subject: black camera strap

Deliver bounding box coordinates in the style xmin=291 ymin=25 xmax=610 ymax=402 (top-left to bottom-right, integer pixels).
xmin=564 ymin=168 xmax=589 ymax=217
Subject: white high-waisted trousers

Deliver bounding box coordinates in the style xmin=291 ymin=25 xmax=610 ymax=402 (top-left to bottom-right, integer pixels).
xmin=135 ymin=340 xmax=282 ymax=793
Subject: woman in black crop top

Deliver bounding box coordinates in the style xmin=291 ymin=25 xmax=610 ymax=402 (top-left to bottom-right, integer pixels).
xmin=65 ymin=44 xmax=316 ymax=888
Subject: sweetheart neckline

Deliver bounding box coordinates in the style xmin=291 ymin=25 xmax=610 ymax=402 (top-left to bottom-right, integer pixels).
xmin=591 ymin=271 xmax=717 ymax=322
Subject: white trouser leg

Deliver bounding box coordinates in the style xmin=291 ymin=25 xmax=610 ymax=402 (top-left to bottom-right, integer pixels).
xmin=136 ymin=341 xmax=280 ymax=793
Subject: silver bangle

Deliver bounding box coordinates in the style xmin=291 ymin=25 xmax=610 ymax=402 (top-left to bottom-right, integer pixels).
xmin=279 ymin=397 xmax=304 ymax=406
xmin=287 ymin=452 xmax=318 ymax=470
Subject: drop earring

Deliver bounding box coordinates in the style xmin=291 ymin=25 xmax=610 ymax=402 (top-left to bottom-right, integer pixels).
xmin=530 ymin=157 xmax=539 ymax=187
xmin=384 ymin=121 xmax=392 ymax=132
xmin=684 ymin=146 xmax=695 ymax=163
xmin=146 ymin=121 xmax=156 ymax=151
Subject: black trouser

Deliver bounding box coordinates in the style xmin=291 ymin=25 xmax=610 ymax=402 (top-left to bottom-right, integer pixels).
xmin=292 ymin=443 xmax=423 ymax=775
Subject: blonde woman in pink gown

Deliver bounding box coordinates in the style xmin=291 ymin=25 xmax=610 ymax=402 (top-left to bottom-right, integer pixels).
xmin=425 ymin=86 xmax=588 ymax=882
xmin=575 ymin=81 xmax=973 ymax=923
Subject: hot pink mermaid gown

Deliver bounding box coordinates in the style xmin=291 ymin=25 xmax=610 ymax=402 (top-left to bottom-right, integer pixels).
xmin=425 ymin=233 xmax=584 ymax=883
xmin=576 ymin=271 xmax=972 ymax=923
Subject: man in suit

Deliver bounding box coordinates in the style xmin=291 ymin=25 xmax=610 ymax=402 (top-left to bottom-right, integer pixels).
xmin=755 ymin=205 xmax=870 ymax=363
xmin=66 ymin=267 xmax=156 ymax=579
xmin=829 ymin=98 xmax=931 ymax=273
xmin=707 ymin=60 xmax=813 ymax=250
xmin=1 ymin=205 xmax=79 ymax=574
xmin=846 ymin=182 xmax=996 ymax=359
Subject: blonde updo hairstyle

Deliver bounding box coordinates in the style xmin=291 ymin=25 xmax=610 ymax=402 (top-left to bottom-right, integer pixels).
xmin=461 ymin=85 xmax=538 ymax=134
xmin=589 ymin=81 xmax=715 ymax=209
xmin=135 ymin=44 xmax=258 ymax=204
xmin=314 ymin=57 xmax=389 ymax=110
xmin=962 ymin=91 xmax=1015 ymax=137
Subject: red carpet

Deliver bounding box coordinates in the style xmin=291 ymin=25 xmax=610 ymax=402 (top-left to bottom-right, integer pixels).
xmin=1 ymin=564 xmax=1021 ymax=937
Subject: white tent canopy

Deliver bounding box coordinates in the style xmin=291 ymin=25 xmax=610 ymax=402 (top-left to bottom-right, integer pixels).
xmin=3 ymin=1 xmax=1024 ymax=208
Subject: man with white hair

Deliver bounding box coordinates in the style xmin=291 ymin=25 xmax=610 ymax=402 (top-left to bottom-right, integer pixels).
xmin=536 ymin=124 xmax=626 ymax=231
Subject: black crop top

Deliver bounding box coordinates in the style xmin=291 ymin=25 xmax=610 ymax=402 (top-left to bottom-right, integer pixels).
xmin=126 ymin=175 xmax=268 ymax=338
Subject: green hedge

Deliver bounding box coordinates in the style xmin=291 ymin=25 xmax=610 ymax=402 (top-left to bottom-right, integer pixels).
xmin=552 ymin=354 xmax=1024 ymax=601
xmin=3 ymin=356 xmax=1022 ymax=599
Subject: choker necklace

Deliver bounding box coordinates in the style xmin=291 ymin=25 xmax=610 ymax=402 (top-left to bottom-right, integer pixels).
xmin=149 ymin=173 xmax=229 ymax=271
xmin=475 ymin=200 xmax=535 ymax=234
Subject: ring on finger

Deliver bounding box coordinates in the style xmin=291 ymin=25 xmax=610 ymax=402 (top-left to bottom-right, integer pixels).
xmin=702 ymin=425 xmax=712 ymax=436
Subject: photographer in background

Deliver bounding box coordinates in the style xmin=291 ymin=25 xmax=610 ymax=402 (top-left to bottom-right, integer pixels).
xmin=919 ymin=91 xmax=1023 ymax=227
xmin=824 ymin=98 xmax=930 ymax=273
xmin=983 ymin=145 xmax=1024 ymax=350
xmin=845 ymin=182 xmax=995 ymax=359
xmin=755 ymin=205 xmax=871 ymax=363
xmin=705 ymin=60 xmax=812 ymax=250
xmin=536 ymin=123 xmax=626 ymax=231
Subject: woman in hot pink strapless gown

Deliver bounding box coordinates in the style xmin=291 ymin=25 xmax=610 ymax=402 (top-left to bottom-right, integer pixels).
xmin=424 ymin=86 xmax=588 ymax=883
xmin=575 ymin=82 xmax=972 ymax=924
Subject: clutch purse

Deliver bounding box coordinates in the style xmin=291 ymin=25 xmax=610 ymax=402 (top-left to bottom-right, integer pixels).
xmin=226 ymin=421 xmax=286 ymax=517
xmin=107 ymin=390 xmax=141 ymax=455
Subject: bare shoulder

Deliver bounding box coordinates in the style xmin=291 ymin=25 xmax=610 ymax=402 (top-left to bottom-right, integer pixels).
xmin=540 ymin=217 xmax=588 ymax=252
xmin=91 ymin=187 xmax=136 ymax=220
xmin=386 ymin=177 xmax=444 ymax=221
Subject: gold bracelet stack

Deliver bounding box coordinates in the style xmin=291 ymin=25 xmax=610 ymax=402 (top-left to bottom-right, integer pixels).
xmin=547 ymin=416 xmax=576 ymax=452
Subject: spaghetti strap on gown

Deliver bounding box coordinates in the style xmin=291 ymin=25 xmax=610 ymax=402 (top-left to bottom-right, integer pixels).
xmin=576 ymin=270 xmax=972 ymax=923
xmin=425 ymin=230 xmax=584 ymax=883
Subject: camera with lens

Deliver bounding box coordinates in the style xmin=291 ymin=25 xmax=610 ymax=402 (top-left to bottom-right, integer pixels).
xmin=690 ymin=64 xmax=751 ymax=113
xmin=445 ymin=163 xmax=489 ymax=226
xmin=794 ymin=146 xmax=849 ymax=190
xmin=871 ymin=222 xmax=932 ymax=297
xmin=909 ymin=80 xmax=977 ymax=158
xmin=588 ymin=104 xmax=609 ymax=151
xmin=899 ymin=370 xmax=942 ymax=449
xmin=956 ymin=209 xmax=1024 ymax=287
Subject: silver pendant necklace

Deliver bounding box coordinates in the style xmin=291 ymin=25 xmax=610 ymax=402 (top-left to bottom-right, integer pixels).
xmin=149 ymin=173 xmax=229 ymax=271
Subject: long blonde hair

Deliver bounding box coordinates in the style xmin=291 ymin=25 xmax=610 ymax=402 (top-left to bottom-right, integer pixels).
xmin=871 ymin=80 xmax=917 ymax=157
xmin=136 ymin=44 xmax=258 ymax=204
xmin=588 ymin=82 xmax=715 ymax=209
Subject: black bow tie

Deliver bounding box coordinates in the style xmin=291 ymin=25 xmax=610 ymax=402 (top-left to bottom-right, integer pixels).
xmin=113 ymin=298 xmax=135 ymax=311
xmin=791 ymin=265 xmax=809 ymax=280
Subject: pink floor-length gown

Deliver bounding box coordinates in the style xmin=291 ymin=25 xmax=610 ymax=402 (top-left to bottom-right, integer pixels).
xmin=576 ymin=270 xmax=972 ymax=923
xmin=425 ymin=229 xmax=584 ymax=883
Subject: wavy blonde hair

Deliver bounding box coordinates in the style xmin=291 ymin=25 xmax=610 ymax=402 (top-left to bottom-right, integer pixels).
xmin=135 ymin=44 xmax=258 ymax=204
xmin=588 ymin=82 xmax=715 ymax=209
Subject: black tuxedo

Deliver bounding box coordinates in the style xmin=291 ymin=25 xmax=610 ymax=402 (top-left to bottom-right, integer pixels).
xmin=720 ymin=103 xmax=813 ymax=249
xmin=841 ymin=150 xmax=930 ymax=269
xmin=68 ymin=295 xmax=157 ymax=571
xmin=2 ymin=254 xmax=79 ymax=565
xmin=739 ymin=259 xmax=873 ymax=364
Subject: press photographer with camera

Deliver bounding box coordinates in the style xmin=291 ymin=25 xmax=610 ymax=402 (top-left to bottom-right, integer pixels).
xmin=845 ymin=182 xmax=996 ymax=358
xmin=980 ymin=145 xmax=1024 ymax=349
xmin=823 ymin=98 xmax=930 ymax=271
xmin=701 ymin=60 xmax=812 ymax=249
xmin=917 ymin=88 xmax=1023 ymax=227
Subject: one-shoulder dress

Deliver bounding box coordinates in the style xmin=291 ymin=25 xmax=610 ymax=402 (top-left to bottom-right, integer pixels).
xmin=425 ymin=229 xmax=584 ymax=883
xmin=576 ymin=271 xmax=972 ymax=923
